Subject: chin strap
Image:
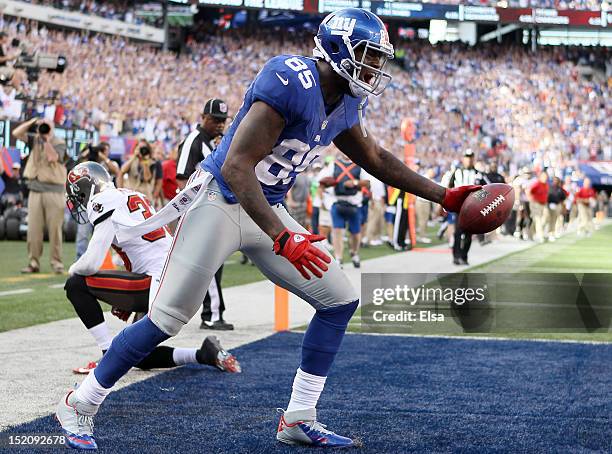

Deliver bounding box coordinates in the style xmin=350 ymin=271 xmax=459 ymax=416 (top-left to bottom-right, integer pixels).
xmin=357 ymin=97 xmax=367 ymax=138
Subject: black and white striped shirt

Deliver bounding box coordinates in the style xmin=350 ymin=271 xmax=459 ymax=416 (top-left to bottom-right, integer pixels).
xmin=176 ymin=125 xmax=216 ymax=181
xmin=447 ymin=167 xmax=483 ymax=188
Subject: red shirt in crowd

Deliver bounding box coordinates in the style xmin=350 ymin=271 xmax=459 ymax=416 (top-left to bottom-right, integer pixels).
xmin=529 ymin=181 xmax=549 ymax=204
xmin=161 ymin=159 xmax=178 ymax=201
xmin=575 ymin=187 xmax=596 ymax=203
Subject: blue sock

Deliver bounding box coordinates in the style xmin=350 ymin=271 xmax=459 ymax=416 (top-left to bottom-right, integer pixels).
xmin=300 ymin=300 xmax=358 ymax=376
xmin=94 ymin=316 xmax=169 ymax=388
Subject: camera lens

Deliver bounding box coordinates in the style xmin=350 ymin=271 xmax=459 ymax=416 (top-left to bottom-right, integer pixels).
xmin=38 ymin=123 xmax=51 ymax=134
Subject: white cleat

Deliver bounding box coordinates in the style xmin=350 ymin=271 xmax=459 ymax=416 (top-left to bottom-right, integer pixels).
xmin=56 ymin=390 xmax=99 ymax=450
xmin=277 ymin=408 xmax=354 ymax=448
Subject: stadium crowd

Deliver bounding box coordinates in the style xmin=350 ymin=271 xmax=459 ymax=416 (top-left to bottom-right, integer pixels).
xmin=23 ymin=0 xmax=611 ymax=13
xmin=0 ymin=16 xmax=610 ymax=267
xmin=7 ymin=22 xmax=605 ymax=170
xmin=23 ymin=1 xmax=142 ymax=23
xmin=426 ymin=0 xmax=606 ymax=11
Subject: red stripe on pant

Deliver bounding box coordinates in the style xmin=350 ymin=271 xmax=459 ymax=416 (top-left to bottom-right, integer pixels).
xmin=85 ymin=275 xmax=151 ymax=292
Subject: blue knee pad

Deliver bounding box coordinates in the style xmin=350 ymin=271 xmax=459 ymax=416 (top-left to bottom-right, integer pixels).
xmin=94 ymin=316 xmax=169 ymax=388
xmin=301 ymin=300 xmax=359 ymax=377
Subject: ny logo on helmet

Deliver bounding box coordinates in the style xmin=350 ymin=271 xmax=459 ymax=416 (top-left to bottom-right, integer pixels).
xmin=327 ymin=16 xmax=356 ymax=36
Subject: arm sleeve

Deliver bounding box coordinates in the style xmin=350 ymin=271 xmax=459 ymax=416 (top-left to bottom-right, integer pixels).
xmin=68 ymin=218 xmax=115 ymax=276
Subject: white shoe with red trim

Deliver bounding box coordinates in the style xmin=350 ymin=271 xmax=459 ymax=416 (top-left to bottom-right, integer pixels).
xmin=72 ymin=361 xmax=98 ymax=375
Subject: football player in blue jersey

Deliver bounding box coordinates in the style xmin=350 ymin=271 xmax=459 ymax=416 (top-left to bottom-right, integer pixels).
xmin=56 ymin=8 xmax=480 ymax=450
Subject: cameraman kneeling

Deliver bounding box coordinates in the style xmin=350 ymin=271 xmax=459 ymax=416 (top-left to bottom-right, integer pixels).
xmin=13 ymin=118 xmax=67 ymax=273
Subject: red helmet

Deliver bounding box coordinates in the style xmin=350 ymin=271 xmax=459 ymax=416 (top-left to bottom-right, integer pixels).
xmin=66 ymin=162 xmax=112 ymax=224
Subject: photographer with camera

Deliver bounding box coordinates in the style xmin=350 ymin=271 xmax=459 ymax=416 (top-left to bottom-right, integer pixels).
xmin=13 ymin=117 xmax=67 ymax=274
xmin=79 ymin=142 xmax=120 ymax=182
xmin=0 ymin=32 xmax=26 ymax=92
xmin=120 ymin=140 xmax=161 ymax=202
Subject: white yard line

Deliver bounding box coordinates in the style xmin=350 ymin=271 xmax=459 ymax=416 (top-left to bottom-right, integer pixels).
xmin=0 ymin=288 xmax=33 ymax=297
xmin=345 ymin=331 xmax=612 ymax=345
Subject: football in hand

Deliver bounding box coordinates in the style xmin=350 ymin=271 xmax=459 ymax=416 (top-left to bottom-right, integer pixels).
xmin=458 ymin=183 xmax=514 ymax=234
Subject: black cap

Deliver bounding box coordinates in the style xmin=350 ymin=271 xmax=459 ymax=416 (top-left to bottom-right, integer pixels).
xmin=203 ymin=99 xmax=230 ymax=120
xmin=463 ymin=149 xmax=474 ymax=157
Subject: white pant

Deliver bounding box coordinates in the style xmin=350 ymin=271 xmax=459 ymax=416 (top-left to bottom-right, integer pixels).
xmin=149 ymin=179 xmax=358 ymax=336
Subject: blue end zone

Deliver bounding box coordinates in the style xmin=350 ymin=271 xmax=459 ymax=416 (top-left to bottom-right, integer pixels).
xmin=3 ymin=333 xmax=611 ymax=452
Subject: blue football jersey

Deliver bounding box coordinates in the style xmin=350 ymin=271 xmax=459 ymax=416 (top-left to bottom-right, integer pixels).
xmin=201 ymin=55 xmax=365 ymax=205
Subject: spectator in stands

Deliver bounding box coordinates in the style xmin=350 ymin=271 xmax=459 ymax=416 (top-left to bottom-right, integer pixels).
xmin=13 ymin=117 xmax=67 ymax=274
xmin=575 ymin=177 xmax=596 ymax=236
xmin=529 ymin=171 xmax=550 ymax=243
xmin=0 ymin=31 xmax=27 ymax=93
xmin=15 ymin=21 xmax=604 ymax=172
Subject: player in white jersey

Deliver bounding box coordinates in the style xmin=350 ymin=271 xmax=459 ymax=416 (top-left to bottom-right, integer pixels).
xmin=63 ymin=162 xmax=241 ymax=375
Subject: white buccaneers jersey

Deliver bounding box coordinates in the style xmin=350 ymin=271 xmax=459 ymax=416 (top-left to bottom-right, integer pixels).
xmin=87 ymin=188 xmax=171 ymax=277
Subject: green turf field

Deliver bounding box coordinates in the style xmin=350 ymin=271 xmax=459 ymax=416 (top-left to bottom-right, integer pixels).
xmin=2 ymin=223 xmax=610 ymax=340
xmin=349 ymin=223 xmax=612 ymax=342
xmin=0 ymin=227 xmax=443 ymax=332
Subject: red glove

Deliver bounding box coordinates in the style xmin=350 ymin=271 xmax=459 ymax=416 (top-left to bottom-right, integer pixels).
xmin=111 ymin=308 xmax=132 ymax=322
xmin=273 ymin=228 xmax=332 ymax=280
xmin=442 ymin=185 xmax=482 ymax=213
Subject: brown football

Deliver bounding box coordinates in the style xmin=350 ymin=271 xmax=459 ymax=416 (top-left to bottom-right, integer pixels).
xmin=458 ymin=183 xmax=514 ymax=234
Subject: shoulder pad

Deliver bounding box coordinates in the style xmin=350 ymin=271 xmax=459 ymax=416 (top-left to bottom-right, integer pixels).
xmin=87 ymin=188 xmax=124 ymax=225
xmin=251 ymin=55 xmax=318 ymax=124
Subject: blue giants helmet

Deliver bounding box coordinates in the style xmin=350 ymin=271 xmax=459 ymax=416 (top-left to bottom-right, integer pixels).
xmin=313 ymin=8 xmax=394 ymax=98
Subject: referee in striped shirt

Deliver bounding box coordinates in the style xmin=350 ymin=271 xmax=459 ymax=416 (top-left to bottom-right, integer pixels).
xmin=176 ymin=98 xmax=233 ymax=330
xmin=447 ymin=149 xmax=484 ymax=266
